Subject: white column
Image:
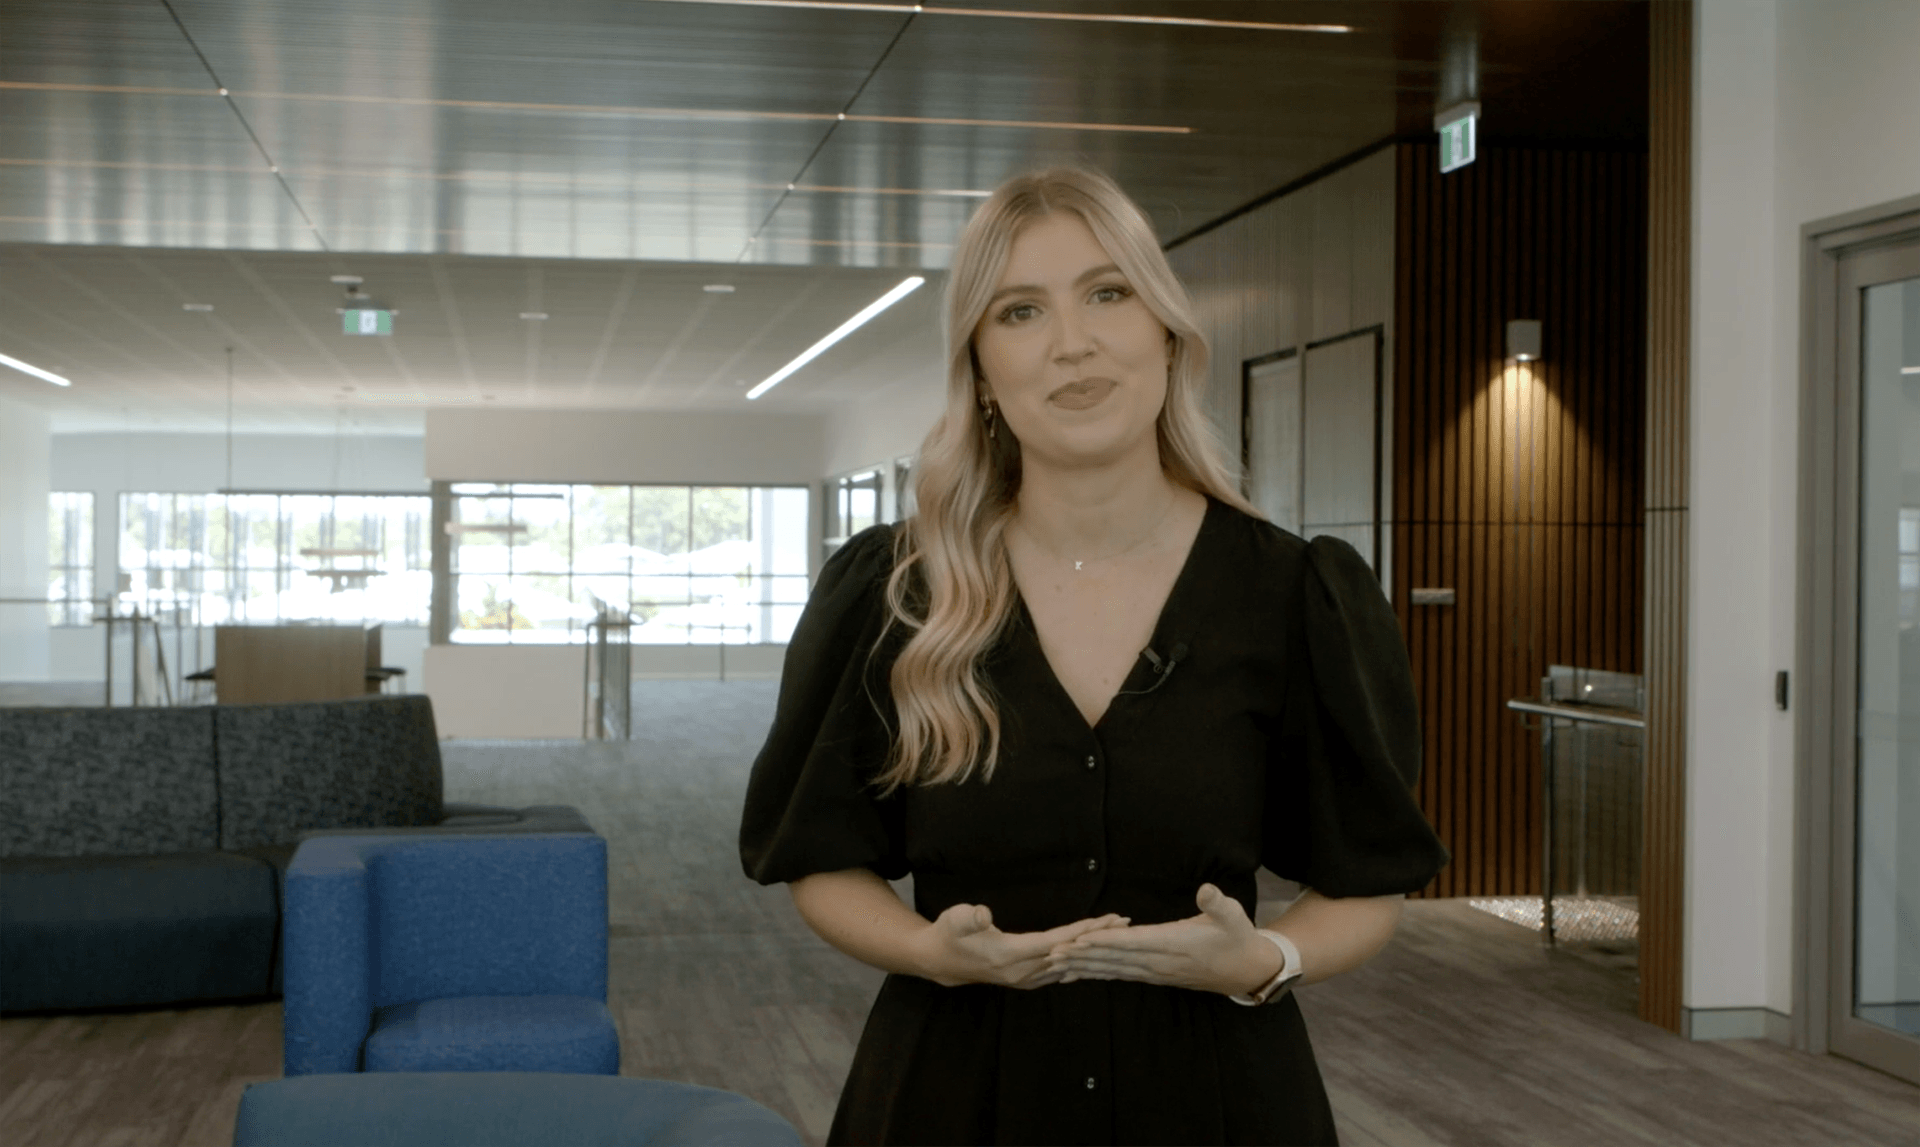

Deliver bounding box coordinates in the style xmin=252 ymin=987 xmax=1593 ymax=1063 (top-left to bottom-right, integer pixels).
xmin=0 ymin=393 xmax=52 ymax=681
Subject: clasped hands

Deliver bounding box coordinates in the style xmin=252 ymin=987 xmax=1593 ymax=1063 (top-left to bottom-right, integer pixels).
xmin=915 ymin=883 xmax=1281 ymax=997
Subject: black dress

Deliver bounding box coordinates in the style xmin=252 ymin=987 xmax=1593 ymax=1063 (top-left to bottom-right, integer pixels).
xmin=739 ymin=497 xmax=1449 ymax=1146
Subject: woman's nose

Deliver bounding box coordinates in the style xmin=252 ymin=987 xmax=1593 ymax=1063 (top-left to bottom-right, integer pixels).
xmin=1052 ymin=308 xmax=1095 ymax=363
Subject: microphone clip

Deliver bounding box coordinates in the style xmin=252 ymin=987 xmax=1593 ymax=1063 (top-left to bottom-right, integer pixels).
xmin=1124 ymin=642 xmax=1187 ymax=697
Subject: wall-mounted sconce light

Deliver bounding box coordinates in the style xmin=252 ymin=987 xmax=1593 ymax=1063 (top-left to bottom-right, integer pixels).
xmin=1506 ymin=319 xmax=1542 ymax=362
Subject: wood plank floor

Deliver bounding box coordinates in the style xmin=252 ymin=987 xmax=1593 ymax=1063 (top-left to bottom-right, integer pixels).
xmin=3 ymin=680 xmax=1915 ymax=1146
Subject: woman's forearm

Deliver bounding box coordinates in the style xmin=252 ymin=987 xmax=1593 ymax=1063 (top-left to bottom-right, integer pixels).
xmin=789 ymin=867 xmax=937 ymax=978
xmin=1258 ymin=890 xmax=1402 ymax=986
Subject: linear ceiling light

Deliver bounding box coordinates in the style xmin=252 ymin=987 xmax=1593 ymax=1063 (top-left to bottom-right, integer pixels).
xmin=1 ymin=159 xmax=999 ymax=198
xmin=747 ymin=276 xmax=924 ymax=400
xmin=0 ymin=351 xmax=71 ymax=387
xmin=653 ymin=0 xmax=1352 ymax=33
xmin=0 ymin=83 xmax=1186 ymax=135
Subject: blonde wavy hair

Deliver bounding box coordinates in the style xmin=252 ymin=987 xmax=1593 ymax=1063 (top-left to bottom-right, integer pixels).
xmin=874 ymin=167 xmax=1260 ymax=794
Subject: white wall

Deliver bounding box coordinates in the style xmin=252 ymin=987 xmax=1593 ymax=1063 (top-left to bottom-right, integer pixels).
xmin=1689 ymin=0 xmax=1920 ymax=1022
xmin=1688 ymin=0 xmax=1785 ymax=1021
xmin=822 ymin=372 xmax=945 ymax=480
xmin=0 ymin=392 xmax=52 ymax=680
xmin=50 ymin=433 xmax=429 ymax=495
xmin=424 ymin=644 xmax=585 ymax=738
xmin=426 ymin=409 xmax=826 ymax=486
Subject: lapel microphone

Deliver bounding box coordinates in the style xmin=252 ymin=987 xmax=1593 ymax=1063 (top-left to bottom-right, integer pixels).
xmin=1127 ymin=642 xmax=1189 ymax=696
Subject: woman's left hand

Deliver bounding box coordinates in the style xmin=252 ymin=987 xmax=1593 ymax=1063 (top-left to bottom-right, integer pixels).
xmin=1045 ymin=883 xmax=1282 ymax=996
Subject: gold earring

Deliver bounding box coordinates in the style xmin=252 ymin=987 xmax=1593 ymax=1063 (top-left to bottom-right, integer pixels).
xmin=980 ymin=396 xmax=997 ymax=440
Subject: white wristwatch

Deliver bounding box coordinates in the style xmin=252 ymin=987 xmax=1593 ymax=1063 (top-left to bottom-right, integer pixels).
xmin=1227 ymin=929 xmax=1303 ymax=1006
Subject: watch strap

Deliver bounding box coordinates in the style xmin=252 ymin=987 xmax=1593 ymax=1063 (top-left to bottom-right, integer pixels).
xmin=1227 ymin=929 xmax=1301 ymax=1006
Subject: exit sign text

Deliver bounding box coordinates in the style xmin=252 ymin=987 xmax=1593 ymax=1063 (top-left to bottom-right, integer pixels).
xmin=343 ymin=309 xmax=393 ymax=336
xmin=1434 ymin=101 xmax=1480 ymax=174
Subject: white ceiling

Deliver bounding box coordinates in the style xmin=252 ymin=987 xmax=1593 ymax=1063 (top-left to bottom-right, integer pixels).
xmin=0 ymin=243 xmax=945 ymax=432
xmin=0 ymin=0 xmax=1648 ymax=435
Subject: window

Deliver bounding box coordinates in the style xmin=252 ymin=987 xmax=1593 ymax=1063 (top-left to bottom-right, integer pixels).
xmin=118 ymin=492 xmax=431 ymax=625
xmin=47 ymin=492 xmax=93 ymax=626
xmin=892 ymin=455 xmax=916 ymax=522
xmin=449 ymin=483 xmax=809 ymax=645
xmin=826 ymin=469 xmax=881 ymax=562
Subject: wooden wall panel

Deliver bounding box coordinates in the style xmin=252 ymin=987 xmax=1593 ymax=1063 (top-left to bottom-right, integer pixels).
xmin=1640 ymin=0 xmax=1692 ymax=1036
xmin=1393 ymin=142 xmax=1648 ymax=903
xmin=1166 ymin=147 xmax=1397 ymax=454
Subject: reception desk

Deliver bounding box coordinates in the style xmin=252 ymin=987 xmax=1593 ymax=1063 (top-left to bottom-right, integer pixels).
xmin=212 ymin=625 xmax=394 ymax=705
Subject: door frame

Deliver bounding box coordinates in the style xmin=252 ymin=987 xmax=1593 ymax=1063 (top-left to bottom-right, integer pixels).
xmin=1794 ymin=191 xmax=1920 ymax=1082
xmin=1240 ymin=325 xmax=1386 ymax=578
xmin=1239 ymin=345 xmax=1300 ymax=520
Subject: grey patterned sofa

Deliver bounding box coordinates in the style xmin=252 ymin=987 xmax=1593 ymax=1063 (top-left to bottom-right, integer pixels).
xmin=0 ymin=694 xmax=588 ymax=1014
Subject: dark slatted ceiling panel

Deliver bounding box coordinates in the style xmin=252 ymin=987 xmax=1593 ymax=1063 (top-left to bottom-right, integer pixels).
xmin=1392 ymin=142 xmax=1647 ymax=903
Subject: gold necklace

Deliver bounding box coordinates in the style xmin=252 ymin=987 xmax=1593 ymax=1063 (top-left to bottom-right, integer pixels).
xmin=1021 ymin=490 xmax=1178 ymax=572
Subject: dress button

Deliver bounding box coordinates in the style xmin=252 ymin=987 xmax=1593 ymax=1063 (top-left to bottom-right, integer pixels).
xmin=1086 ymin=858 xmax=1098 ymax=872
xmin=1086 ymin=1076 xmax=1097 ymax=1090
xmin=1085 ymin=755 xmax=1097 ymax=770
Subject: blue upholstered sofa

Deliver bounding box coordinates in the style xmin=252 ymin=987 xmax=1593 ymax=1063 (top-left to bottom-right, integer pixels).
xmin=284 ymin=833 xmax=616 ymax=1076
xmin=0 ymin=695 xmax=584 ymax=1013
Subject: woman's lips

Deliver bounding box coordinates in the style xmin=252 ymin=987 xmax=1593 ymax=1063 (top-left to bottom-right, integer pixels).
xmin=1048 ymin=378 xmax=1116 ymax=410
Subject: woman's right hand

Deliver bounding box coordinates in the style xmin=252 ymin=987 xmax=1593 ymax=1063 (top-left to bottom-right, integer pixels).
xmin=914 ymin=904 xmax=1129 ymax=989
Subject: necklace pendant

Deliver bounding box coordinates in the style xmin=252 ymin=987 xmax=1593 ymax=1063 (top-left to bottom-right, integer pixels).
xmin=1074 ymin=560 xmax=1084 ymax=571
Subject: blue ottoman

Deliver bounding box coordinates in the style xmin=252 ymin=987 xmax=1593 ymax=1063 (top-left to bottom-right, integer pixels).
xmin=365 ymin=995 xmax=619 ymax=1073
xmin=231 ymin=1072 xmax=804 ymax=1146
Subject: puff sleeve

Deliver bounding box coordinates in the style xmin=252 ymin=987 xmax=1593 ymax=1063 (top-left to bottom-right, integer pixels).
xmin=1263 ymin=535 xmax=1450 ymax=897
xmin=739 ymin=524 xmax=909 ymax=885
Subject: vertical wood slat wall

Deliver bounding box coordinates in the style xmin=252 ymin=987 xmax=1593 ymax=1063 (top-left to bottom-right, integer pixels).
xmin=1392 ymin=142 xmax=1648 ymax=902
xmin=1640 ymin=0 xmax=1692 ymax=1035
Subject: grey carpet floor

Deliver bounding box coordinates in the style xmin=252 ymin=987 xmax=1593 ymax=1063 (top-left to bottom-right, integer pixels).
xmin=440 ymin=680 xmax=1920 ymax=1147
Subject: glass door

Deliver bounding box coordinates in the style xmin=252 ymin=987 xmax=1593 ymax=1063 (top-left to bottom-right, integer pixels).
xmin=1853 ymin=272 xmax=1920 ymax=1048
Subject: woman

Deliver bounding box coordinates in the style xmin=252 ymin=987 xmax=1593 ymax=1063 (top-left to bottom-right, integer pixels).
xmin=739 ymin=167 xmax=1448 ymax=1145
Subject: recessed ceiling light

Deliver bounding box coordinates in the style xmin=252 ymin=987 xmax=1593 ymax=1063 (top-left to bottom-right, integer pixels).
xmin=0 ymin=351 xmax=71 ymax=387
xmin=747 ymin=276 xmax=924 ymax=400
xmin=519 ymin=312 xmax=549 ymax=321
xmin=182 ymin=303 xmax=214 ymax=312
xmin=330 ymin=274 xmax=363 ymax=286
xmin=703 ymin=284 xmax=736 ymax=294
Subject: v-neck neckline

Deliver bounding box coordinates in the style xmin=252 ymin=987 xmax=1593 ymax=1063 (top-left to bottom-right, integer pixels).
xmin=1011 ymin=494 xmax=1222 ymax=735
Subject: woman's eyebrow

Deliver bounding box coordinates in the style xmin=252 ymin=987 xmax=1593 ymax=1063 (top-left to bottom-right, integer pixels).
xmin=986 ymin=263 xmax=1124 ymax=306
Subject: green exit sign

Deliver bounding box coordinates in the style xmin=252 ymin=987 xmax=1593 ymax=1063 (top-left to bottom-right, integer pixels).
xmin=342 ymin=308 xmax=393 ymax=336
xmin=1435 ymin=101 xmax=1480 ymax=174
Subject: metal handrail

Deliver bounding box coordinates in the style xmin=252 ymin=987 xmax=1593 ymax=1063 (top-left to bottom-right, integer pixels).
xmin=2 ymin=597 xmax=186 ymax=706
xmin=1507 ymin=688 xmax=1646 ymax=947
xmin=1505 ymin=698 xmax=1646 ymax=730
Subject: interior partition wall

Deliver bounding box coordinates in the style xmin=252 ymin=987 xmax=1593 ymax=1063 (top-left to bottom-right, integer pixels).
xmin=1638 ymin=0 xmax=1691 ymax=1035
xmin=1392 ymin=140 xmax=1649 ymax=918
xmin=1242 ymin=330 xmax=1386 ymax=572
xmin=1168 ymin=137 xmax=1654 ymax=956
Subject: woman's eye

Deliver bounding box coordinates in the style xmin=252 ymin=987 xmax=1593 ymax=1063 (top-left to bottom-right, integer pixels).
xmin=1090 ymin=284 xmax=1132 ymax=304
xmin=998 ymin=302 xmax=1039 ymax=324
